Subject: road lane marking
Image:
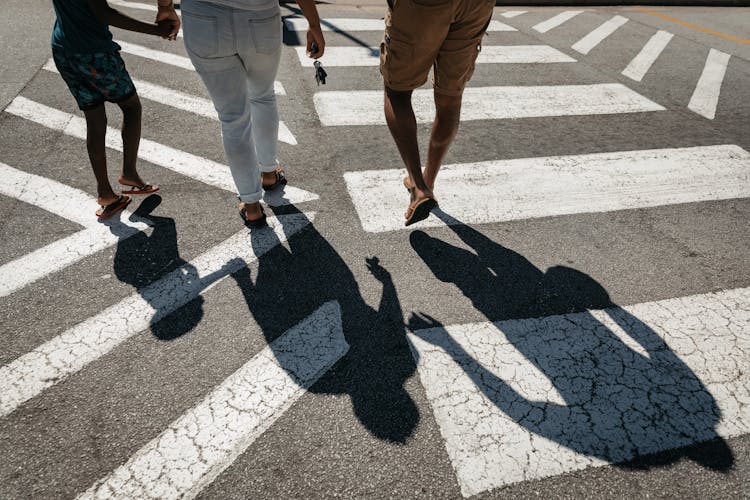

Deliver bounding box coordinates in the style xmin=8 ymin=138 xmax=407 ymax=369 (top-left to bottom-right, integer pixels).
xmin=634 ymin=7 xmax=750 ymax=45
xmin=621 ymin=30 xmax=674 ymax=82
xmin=79 ymin=301 xmax=347 ymax=500
xmin=408 ymin=286 xmax=750 ymax=497
xmin=501 ymin=11 xmax=527 ymax=18
xmin=0 ymin=162 xmax=148 ymax=297
xmin=572 ymin=15 xmax=629 ymax=54
xmin=115 ymin=42 xmax=285 ymax=95
xmin=314 ymin=83 xmax=664 ymax=127
xmin=0 ymin=212 xmax=315 ymax=418
xmin=294 ymin=45 xmax=575 ymax=67
xmin=284 ymin=17 xmax=515 ymax=32
xmin=532 ymin=11 xmax=583 ymax=33
xmin=688 ymin=49 xmax=731 ymax=120
xmin=344 ymin=144 xmax=750 ymax=232
xmin=5 ymin=97 xmax=316 ymax=204
xmin=42 ymin=60 xmax=296 ymax=145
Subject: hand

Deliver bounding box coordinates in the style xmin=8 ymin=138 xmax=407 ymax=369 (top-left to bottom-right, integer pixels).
xmin=306 ymin=25 xmax=324 ymax=58
xmin=155 ymin=19 xmax=175 ymax=39
xmin=365 ymin=256 xmax=390 ymax=282
xmin=155 ymin=5 xmax=180 ymax=40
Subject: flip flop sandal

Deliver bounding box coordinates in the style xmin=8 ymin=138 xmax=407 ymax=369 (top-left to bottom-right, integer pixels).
xmin=405 ymin=196 xmax=438 ymax=227
xmin=239 ymin=203 xmax=267 ymax=228
xmin=262 ymin=168 xmax=288 ymax=192
xmin=121 ymin=183 xmax=160 ymax=195
xmin=96 ymin=195 xmax=131 ymax=220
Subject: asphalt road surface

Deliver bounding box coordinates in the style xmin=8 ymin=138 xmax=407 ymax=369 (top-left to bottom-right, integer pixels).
xmin=1 ymin=2 xmax=749 ymax=498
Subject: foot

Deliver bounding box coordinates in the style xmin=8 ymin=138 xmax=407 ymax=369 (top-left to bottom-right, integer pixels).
xmin=119 ymin=175 xmax=159 ymax=195
xmin=97 ymin=192 xmax=122 ymax=208
xmin=96 ymin=195 xmax=131 ymax=219
xmin=404 ymin=186 xmax=438 ymax=226
xmin=261 ymin=167 xmax=287 ymax=191
xmin=238 ymin=202 xmax=267 ymax=228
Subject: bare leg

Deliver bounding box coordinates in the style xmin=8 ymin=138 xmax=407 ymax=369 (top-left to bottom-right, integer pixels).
xmin=384 ymin=85 xmax=433 ymax=202
xmin=83 ymin=105 xmax=118 ymax=206
xmin=424 ymin=91 xmax=462 ymax=190
xmin=116 ymin=93 xmax=147 ymax=187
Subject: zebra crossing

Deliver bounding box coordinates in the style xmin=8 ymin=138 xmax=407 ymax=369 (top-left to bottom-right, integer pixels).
xmin=1 ymin=3 xmax=749 ymax=499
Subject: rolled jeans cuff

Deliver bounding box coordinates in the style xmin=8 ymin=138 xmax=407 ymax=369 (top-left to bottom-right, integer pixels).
xmin=259 ymin=160 xmax=280 ymax=173
xmin=238 ymin=189 xmax=264 ymax=204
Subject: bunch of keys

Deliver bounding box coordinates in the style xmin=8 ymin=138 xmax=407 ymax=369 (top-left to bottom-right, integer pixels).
xmin=311 ymin=43 xmax=327 ymax=85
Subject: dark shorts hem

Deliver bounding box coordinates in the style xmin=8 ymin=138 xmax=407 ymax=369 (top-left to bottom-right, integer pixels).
xmin=109 ymin=88 xmax=137 ymax=104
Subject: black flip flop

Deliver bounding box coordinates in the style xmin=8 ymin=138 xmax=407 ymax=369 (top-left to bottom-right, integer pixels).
xmin=239 ymin=203 xmax=267 ymax=228
xmin=262 ymin=169 xmax=288 ymax=192
xmin=405 ymin=196 xmax=438 ymax=226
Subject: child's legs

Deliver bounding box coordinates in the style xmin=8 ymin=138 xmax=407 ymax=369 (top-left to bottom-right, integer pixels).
xmin=116 ymin=93 xmax=142 ymax=181
xmin=83 ymin=105 xmax=117 ymax=203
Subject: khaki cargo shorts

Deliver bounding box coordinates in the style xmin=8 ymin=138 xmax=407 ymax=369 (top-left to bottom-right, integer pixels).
xmin=379 ymin=0 xmax=495 ymax=96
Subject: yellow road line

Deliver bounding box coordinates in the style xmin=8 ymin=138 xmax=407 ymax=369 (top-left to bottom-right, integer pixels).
xmin=634 ymin=7 xmax=750 ymax=45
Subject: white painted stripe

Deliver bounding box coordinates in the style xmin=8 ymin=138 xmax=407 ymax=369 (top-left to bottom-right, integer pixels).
xmin=0 ymin=162 xmax=147 ymax=297
xmin=116 ymin=42 xmax=287 ymax=95
xmin=344 ymin=144 xmax=750 ymax=232
xmin=315 ymin=84 xmax=664 ymax=127
xmin=284 ymin=17 xmax=513 ymax=32
xmin=533 ymin=10 xmax=583 ymax=33
xmin=43 ymin=59 xmax=294 ymax=143
xmin=688 ymin=48 xmax=730 ymax=120
xmin=0 ymin=161 xmax=103 ymax=228
xmin=0 ymin=212 xmax=315 ymax=418
xmin=109 ymin=0 xmax=159 ymax=12
xmin=79 ymin=301 xmax=347 ymax=499
xmin=622 ymin=30 xmax=674 ymax=82
xmin=118 ymin=40 xmax=194 ymax=70
xmin=501 ymin=11 xmax=527 ymax=18
xmin=5 ymin=98 xmax=315 ymax=203
xmin=408 ymin=286 xmax=750 ymax=496
xmin=572 ymin=15 xmax=629 ymax=55
xmin=295 ymin=45 xmax=575 ymax=67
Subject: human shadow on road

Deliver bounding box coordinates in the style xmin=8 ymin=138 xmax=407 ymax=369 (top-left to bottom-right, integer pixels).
xmin=407 ymin=209 xmax=733 ymax=470
xmin=230 ymin=206 xmax=418 ymax=443
xmin=113 ymin=194 xmax=230 ymax=340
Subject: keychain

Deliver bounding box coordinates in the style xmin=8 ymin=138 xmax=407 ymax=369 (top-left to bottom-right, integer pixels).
xmin=311 ymin=43 xmax=327 ymax=85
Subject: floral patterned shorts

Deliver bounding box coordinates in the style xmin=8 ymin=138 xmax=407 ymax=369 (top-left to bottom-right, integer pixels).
xmin=52 ymin=49 xmax=136 ymax=110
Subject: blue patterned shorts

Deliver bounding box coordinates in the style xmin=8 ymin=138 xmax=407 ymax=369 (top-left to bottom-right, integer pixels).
xmin=52 ymin=50 xmax=136 ymax=110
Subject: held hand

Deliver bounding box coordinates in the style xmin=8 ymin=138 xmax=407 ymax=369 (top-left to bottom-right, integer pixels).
xmin=155 ymin=6 xmax=180 ymax=40
xmin=306 ymin=26 xmax=325 ymax=58
xmin=155 ymin=19 xmax=175 ymax=39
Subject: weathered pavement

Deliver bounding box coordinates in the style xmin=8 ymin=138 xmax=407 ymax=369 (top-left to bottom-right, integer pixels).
xmin=1 ymin=2 xmax=749 ymax=498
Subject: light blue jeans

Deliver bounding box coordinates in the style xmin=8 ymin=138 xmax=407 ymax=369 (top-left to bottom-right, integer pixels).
xmin=181 ymin=0 xmax=282 ymax=203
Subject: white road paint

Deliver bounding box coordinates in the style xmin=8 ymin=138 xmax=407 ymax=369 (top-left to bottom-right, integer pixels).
xmin=344 ymin=144 xmax=750 ymax=232
xmin=533 ymin=11 xmax=583 ymax=33
xmin=284 ymin=17 xmax=514 ymax=32
xmin=572 ymin=15 xmax=629 ymax=55
xmin=0 ymin=162 xmax=148 ymax=297
xmin=79 ymin=301 xmax=347 ymax=500
xmin=314 ymin=83 xmax=664 ymax=127
xmin=621 ymin=30 xmax=674 ymax=82
xmin=0 ymin=212 xmax=315 ymax=418
xmin=109 ymin=0 xmax=161 ymax=13
xmin=408 ymin=286 xmax=750 ymax=497
xmin=688 ymin=48 xmax=731 ymax=120
xmin=295 ymin=45 xmax=575 ymax=67
xmin=500 ymin=11 xmax=527 ymax=18
xmin=43 ymin=59 xmax=295 ymax=145
xmin=5 ymin=97 xmax=315 ymax=203
xmin=113 ymin=43 xmax=286 ymax=95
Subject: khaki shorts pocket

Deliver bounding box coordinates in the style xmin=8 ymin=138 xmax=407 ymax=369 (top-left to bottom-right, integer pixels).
xmin=380 ymin=37 xmax=424 ymax=90
xmin=411 ymin=0 xmax=452 ymax=6
xmin=250 ymin=13 xmax=282 ymax=55
xmin=182 ymin=11 xmax=219 ymax=58
xmin=434 ymin=38 xmax=482 ymax=95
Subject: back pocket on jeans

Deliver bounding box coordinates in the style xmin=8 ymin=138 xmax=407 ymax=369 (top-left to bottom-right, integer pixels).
xmin=250 ymin=14 xmax=282 ymax=55
xmin=182 ymin=11 xmax=219 ymax=58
